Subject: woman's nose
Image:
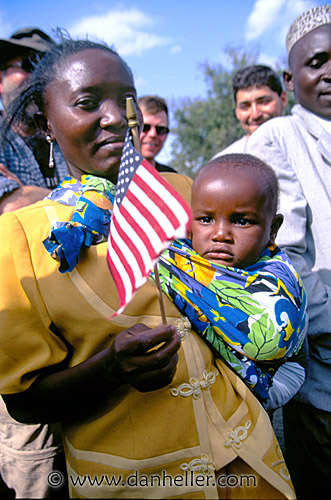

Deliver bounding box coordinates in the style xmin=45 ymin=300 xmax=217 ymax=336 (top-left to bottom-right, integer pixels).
xmin=99 ymin=102 xmax=126 ymax=129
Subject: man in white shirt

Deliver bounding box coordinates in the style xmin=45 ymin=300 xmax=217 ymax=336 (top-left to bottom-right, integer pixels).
xmin=247 ymin=5 xmax=331 ymax=498
xmin=213 ymin=65 xmax=288 ymax=157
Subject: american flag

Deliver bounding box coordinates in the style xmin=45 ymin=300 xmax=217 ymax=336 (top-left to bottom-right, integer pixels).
xmin=107 ymin=132 xmax=192 ymax=315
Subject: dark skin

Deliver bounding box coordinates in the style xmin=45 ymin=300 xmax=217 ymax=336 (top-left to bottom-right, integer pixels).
xmin=3 ymin=49 xmax=181 ymax=424
xmin=4 ymin=323 xmax=180 ymax=423
xmin=191 ymin=164 xmax=283 ymax=268
xmin=283 ymin=24 xmax=331 ymax=120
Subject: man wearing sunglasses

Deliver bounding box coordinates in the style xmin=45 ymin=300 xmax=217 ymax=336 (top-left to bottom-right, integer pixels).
xmin=0 ymin=27 xmax=67 ymax=214
xmin=138 ymin=95 xmax=176 ymax=173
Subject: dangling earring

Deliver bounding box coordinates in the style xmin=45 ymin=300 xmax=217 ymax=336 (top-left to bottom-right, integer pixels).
xmin=46 ymin=135 xmax=54 ymax=168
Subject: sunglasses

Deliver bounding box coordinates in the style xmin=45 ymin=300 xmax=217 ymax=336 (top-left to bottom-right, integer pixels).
xmin=142 ymin=124 xmax=169 ymax=136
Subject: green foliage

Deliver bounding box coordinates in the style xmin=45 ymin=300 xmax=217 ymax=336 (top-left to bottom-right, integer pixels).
xmin=245 ymin=313 xmax=281 ymax=360
xmin=211 ymin=279 xmax=264 ymax=316
xmin=169 ymin=47 xmax=296 ymax=177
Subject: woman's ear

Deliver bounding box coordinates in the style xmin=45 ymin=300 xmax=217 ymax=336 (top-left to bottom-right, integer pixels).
xmin=268 ymin=214 xmax=284 ymax=245
xmin=283 ymin=69 xmax=294 ymax=92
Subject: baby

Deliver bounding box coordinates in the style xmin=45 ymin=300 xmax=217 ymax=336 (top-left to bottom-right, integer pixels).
xmin=191 ymin=153 xmax=283 ymax=268
xmin=157 ymin=154 xmax=308 ymax=409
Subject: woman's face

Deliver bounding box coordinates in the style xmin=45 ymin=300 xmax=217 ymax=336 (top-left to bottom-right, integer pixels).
xmin=45 ymin=49 xmax=141 ymax=183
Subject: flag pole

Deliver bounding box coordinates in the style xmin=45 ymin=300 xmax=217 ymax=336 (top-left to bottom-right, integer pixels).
xmin=126 ymin=97 xmax=141 ymax=153
xmin=126 ymin=98 xmax=168 ymax=325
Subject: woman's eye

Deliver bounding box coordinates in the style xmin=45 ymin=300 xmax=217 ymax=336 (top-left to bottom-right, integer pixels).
xmin=76 ymin=98 xmax=98 ymax=110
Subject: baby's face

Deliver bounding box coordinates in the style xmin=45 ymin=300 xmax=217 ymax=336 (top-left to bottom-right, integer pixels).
xmin=191 ymin=168 xmax=278 ymax=268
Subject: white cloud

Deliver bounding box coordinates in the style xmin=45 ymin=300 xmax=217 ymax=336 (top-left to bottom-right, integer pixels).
xmin=170 ymin=45 xmax=182 ymax=55
xmin=245 ymin=0 xmax=318 ymax=42
xmin=68 ymin=8 xmax=171 ymax=56
xmin=246 ymin=0 xmax=286 ymax=40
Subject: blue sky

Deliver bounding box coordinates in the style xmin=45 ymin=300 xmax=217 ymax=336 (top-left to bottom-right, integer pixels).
xmin=0 ymin=0 xmax=325 ymax=162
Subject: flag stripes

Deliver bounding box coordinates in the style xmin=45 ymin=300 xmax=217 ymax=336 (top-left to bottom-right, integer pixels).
xmin=107 ymin=133 xmax=191 ymax=315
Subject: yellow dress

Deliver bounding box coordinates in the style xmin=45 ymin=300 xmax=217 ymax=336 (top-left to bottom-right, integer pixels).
xmin=0 ymin=174 xmax=295 ymax=499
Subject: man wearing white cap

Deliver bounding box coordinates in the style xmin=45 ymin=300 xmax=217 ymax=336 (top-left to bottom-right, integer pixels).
xmin=247 ymin=5 xmax=331 ymax=498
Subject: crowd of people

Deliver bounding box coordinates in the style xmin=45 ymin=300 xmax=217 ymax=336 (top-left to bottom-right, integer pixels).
xmin=0 ymin=3 xmax=330 ymax=499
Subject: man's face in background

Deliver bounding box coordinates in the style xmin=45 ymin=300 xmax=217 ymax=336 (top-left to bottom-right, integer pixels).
xmin=0 ymin=52 xmax=36 ymax=108
xmin=139 ymin=107 xmax=169 ymax=163
xmin=235 ymin=85 xmax=288 ymax=136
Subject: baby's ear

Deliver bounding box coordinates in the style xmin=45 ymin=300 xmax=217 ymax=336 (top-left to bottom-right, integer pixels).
xmin=268 ymin=214 xmax=284 ymax=245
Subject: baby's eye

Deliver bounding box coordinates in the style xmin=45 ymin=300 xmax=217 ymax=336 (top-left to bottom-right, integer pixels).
xmin=234 ymin=217 xmax=251 ymax=226
xmin=198 ymin=216 xmax=213 ymax=224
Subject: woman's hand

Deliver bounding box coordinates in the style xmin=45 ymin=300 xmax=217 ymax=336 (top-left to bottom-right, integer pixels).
xmin=3 ymin=323 xmax=181 ymax=423
xmin=108 ymin=323 xmax=181 ymax=392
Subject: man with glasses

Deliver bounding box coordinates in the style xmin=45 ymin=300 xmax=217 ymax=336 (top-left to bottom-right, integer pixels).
xmin=138 ymin=95 xmax=176 ymax=172
xmin=0 ymin=27 xmax=67 ymax=214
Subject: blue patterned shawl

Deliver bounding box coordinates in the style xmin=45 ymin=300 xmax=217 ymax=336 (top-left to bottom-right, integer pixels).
xmin=155 ymin=239 xmax=307 ymax=405
xmin=43 ymin=175 xmax=115 ymax=272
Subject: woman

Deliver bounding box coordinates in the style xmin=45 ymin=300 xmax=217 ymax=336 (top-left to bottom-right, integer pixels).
xmin=0 ymin=37 xmax=295 ymax=499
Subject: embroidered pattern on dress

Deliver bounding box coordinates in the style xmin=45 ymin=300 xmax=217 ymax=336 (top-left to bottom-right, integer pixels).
xmin=180 ymin=454 xmax=216 ymax=474
xmin=171 ymin=370 xmax=219 ymax=399
xmin=272 ymin=444 xmax=291 ymax=480
xmin=224 ymin=421 xmax=251 ymax=449
xmin=175 ymin=317 xmax=191 ymax=340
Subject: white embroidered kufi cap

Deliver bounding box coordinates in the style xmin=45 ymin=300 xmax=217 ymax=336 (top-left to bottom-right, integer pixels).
xmin=286 ymin=4 xmax=331 ymax=55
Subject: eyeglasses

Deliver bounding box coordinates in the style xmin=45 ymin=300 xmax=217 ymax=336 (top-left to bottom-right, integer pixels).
xmin=2 ymin=57 xmax=37 ymax=73
xmin=142 ymin=124 xmax=169 ymax=136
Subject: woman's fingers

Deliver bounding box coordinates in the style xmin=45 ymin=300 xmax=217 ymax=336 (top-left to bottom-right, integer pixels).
xmin=110 ymin=323 xmax=181 ymax=391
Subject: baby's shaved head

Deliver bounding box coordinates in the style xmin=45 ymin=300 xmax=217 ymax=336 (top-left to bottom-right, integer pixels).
xmin=195 ymin=154 xmax=279 ymax=215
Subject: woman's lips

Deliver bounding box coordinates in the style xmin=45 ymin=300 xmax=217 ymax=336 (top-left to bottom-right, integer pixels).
xmin=94 ymin=136 xmax=125 ymax=153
